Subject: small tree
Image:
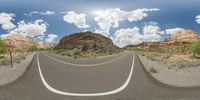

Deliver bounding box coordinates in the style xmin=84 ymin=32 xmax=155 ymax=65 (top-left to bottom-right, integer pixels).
xmin=190 ymin=41 xmax=200 ymax=57
xmin=28 ymin=45 xmax=38 ymax=52
xmin=0 ymin=39 xmax=8 ymax=54
xmin=82 ymin=44 xmax=89 ymax=52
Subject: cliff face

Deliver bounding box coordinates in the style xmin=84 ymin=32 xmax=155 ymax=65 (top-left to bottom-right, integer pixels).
xmin=3 ymin=33 xmax=37 ymax=52
xmin=164 ymin=30 xmax=200 ymax=43
xmin=37 ymin=42 xmax=49 ymax=49
xmin=126 ymin=29 xmax=200 ymax=53
xmin=55 ymin=31 xmax=119 ymax=55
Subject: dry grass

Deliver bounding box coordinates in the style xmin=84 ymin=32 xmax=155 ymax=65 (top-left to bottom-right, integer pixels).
xmin=128 ymin=47 xmax=200 ymax=69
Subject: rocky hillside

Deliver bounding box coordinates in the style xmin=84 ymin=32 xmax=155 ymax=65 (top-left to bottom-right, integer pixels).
xmin=2 ymin=33 xmax=42 ymax=52
xmin=55 ymin=31 xmax=119 ymax=55
xmin=126 ymin=29 xmax=200 ymax=53
xmin=164 ymin=30 xmax=200 ymax=43
xmin=37 ymin=42 xmax=49 ymax=49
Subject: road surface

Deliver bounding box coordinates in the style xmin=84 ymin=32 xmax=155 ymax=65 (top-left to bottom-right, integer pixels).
xmin=0 ymin=52 xmax=200 ymax=100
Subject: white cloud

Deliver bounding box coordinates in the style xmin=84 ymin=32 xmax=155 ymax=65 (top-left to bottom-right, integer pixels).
xmin=94 ymin=8 xmax=160 ymax=36
xmin=113 ymin=27 xmax=142 ymax=47
xmin=63 ymin=11 xmax=89 ymax=29
xmin=0 ymin=34 xmax=8 ymax=38
xmin=196 ymin=15 xmax=200 ymax=24
xmin=165 ymin=28 xmax=184 ymax=35
xmin=11 ymin=19 xmax=48 ymax=37
xmin=0 ymin=12 xmax=16 ymax=30
xmin=140 ymin=22 xmax=163 ymax=42
xmin=45 ymin=34 xmax=58 ymax=43
xmin=24 ymin=11 xmax=55 ymax=16
xmin=37 ymin=35 xmax=45 ymax=40
xmin=143 ymin=25 xmax=164 ymax=35
xmin=141 ymin=33 xmax=161 ymax=43
xmin=112 ymin=23 xmax=163 ymax=47
xmin=44 ymin=11 xmax=55 ymax=15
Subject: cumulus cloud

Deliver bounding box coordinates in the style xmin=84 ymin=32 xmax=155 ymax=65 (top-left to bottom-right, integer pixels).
xmin=0 ymin=32 xmax=14 ymax=39
xmin=45 ymin=34 xmax=58 ymax=43
xmin=24 ymin=11 xmax=55 ymax=16
xmin=11 ymin=19 xmax=48 ymax=37
xmin=0 ymin=12 xmax=16 ymax=30
xmin=143 ymin=25 xmax=164 ymax=35
xmin=94 ymin=8 xmax=160 ymax=36
xmin=142 ymin=23 xmax=164 ymax=42
xmin=112 ymin=23 xmax=163 ymax=47
xmin=63 ymin=11 xmax=89 ymax=29
xmin=37 ymin=35 xmax=45 ymax=40
xmin=196 ymin=15 xmax=200 ymax=24
xmin=165 ymin=28 xmax=184 ymax=35
xmin=113 ymin=27 xmax=142 ymax=47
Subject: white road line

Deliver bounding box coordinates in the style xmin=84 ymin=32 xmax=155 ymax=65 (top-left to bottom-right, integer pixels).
xmin=37 ymin=54 xmax=135 ymax=96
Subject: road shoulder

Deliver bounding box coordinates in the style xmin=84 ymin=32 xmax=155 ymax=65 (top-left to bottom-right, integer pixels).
xmin=138 ymin=54 xmax=200 ymax=87
xmin=0 ymin=53 xmax=36 ymax=86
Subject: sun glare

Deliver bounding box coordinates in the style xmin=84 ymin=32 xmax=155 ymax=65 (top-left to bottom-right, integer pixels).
xmin=93 ymin=10 xmax=104 ymax=15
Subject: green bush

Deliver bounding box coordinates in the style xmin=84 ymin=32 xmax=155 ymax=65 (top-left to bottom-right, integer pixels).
xmin=1 ymin=58 xmax=10 ymax=65
xmin=15 ymin=58 xmax=21 ymax=63
xmin=82 ymin=44 xmax=90 ymax=52
xmin=149 ymin=67 xmax=158 ymax=73
xmin=190 ymin=41 xmax=200 ymax=56
xmin=0 ymin=39 xmax=8 ymax=54
xmin=54 ymin=49 xmax=65 ymax=54
xmin=28 ymin=45 xmax=38 ymax=52
xmin=54 ymin=49 xmax=74 ymax=57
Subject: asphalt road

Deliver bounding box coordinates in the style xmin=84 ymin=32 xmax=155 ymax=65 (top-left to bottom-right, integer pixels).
xmin=0 ymin=52 xmax=200 ymax=100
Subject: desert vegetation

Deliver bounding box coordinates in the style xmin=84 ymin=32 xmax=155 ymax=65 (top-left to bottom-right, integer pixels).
xmin=53 ymin=31 xmax=121 ymax=59
xmin=149 ymin=66 xmax=158 ymax=73
xmin=0 ymin=39 xmax=8 ymax=54
xmin=0 ymin=38 xmax=38 ymax=66
xmin=190 ymin=41 xmax=200 ymax=57
xmin=127 ymin=30 xmax=200 ymax=69
xmin=48 ymin=48 xmax=122 ymax=59
xmin=127 ymin=42 xmax=200 ymax=69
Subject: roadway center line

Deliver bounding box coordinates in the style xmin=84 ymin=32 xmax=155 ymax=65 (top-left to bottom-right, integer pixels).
xmin=37 ymin=54 xmax=135 ymax=96
xmin=43 ymin=53 xmax=126 ymax=67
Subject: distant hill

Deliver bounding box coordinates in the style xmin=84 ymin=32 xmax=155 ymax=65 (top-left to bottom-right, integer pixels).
xmin=37 ymin=41 xmax=50 ymax=49
xmin=2 ymin=34 xmax=38 ymax=52
xmin=55 ymin=31 xmax=119 ymax=55
xmin=164 ymin=30 xmax=200 ymax=43
xmin=2 ymin=33 xmax=50 ymax=51
xmin=125 ymin=29 xmax=200 ymax=53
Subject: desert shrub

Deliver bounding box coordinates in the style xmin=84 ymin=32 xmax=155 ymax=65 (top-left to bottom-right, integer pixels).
xmin=60 ymin=51 xmax=72 ymax=56
xmin=146 ymin=52 xmax=158 ymax=61
xmin=82 ymin=44 xmax=90 ymax=52
xmin=55 ymin=49 xmax=65 ymax=54
xmin=0 ymin=39 xmax=8 ymax=54
xmin=74 ymin=49 xmax=81 ymax=56
xmin=54 ymin=49 xmax=73 ymax=57
xmin=93 ymin=43 xmax=97 ymax=49
xmin=190 ymin=41 xmax=200 ymax=56
xmin=28 ymin=45 xmax=38 ymax=52
xmin=14 ymin=58 xmax=21 ymax=63
xmin=1 ymin=58 xmax=10 ymax=65
xmin=149 ymin=67 xmax=158 ymax=73
xmin=148 ymin=48 xmax=157 ymax=52
xmin=21 ymin=56 xmax=26 ymax=60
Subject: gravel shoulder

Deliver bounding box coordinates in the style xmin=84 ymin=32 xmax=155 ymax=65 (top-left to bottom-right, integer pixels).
xmin=138 ymin=54 xmax=200 ymax=87
xmin=0 ymin=53 xmax=36 ymax=86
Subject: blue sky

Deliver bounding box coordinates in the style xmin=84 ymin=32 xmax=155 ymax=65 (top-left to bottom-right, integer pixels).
xmin=0 ymin=0 xmax=200 ymax=47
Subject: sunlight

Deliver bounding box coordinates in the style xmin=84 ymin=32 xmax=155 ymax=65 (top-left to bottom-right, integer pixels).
xmin=92 ymin=10 xmax=104 ymax=15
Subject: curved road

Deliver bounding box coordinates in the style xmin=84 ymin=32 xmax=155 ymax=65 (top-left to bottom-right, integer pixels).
xmin=0 ymin=52 xmax=200 ymax=100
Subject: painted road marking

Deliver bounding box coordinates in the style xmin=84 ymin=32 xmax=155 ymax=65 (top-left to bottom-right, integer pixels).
xmin=44 ymin=53 xmax=126 ymax=67
xmin=37 ymin=54 xmax=135 ymax=96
